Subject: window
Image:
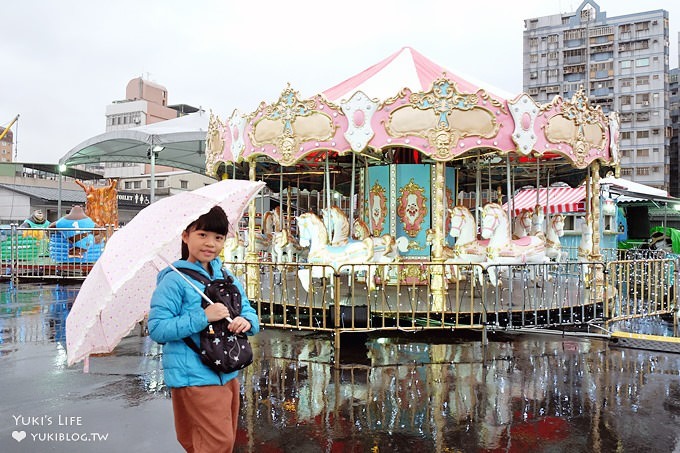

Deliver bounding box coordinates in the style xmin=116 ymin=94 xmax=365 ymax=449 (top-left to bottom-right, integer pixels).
xmin=636 ymin=167 xmax=650 ymax=176
xmin=635 ymin=58 xmax=649 ymax=67
xmin=530 ymin=54 xmax=538 ymax=63
xmin=637 ymin=148 xmax=649 ymax=157
xmin=620 ymin=95 xmax=632 ymax=106
xmin=621 ymin=149 xmax=631 ymax=157
xmin=133 ymin=181 xmax=141 ymax=189
xmin=620 ymin=78 xmax=633 ymax=88
xmin=636 ymin=130 xmax=649 ymax=139
xmin=157 ymin=180 xmax=165 ymax=188
xmin=636 ymin=76 xmax=649 ymax=86
xmin=621 ymin=131 xmax=632 ymax=140
xmin=548 ymin=34 xmax=559 ymax=43
xmin=180 ymin=180 xmax=189 ymax=189
xmin=620 ymin=60 xmax=632 ymax=69
xmin=124 ymin=181 xmax=132 ymax=190
xmin=530 ymin=71 xmax=538 ymax=79
xmin=529 ymin=37 xmax=538 ymax=47
xmin=621 ymin=168 xmax=633 ymax=176
xmin=547 ymin=51 xmax=558 ymax=60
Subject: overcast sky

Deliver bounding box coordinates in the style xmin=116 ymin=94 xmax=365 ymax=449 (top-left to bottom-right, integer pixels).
xmin=2 ymin=0 xmax=678 ymax=164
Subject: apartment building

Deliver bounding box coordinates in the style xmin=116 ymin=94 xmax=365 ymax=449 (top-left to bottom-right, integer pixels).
xmin=0 ymin=129 xmax=12 ymax=163
xmin=523 ymin=0 xmax=670 ymax=191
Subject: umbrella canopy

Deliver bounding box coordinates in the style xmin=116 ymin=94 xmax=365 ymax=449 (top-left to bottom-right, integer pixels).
xmin=65 ymin=179 xmax=266 ymax=366
xmin=60 ymin=110 xmax=210 ymax=174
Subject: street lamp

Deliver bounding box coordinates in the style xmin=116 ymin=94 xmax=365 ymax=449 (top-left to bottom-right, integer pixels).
xmin=148 ymin=145 xmax=164 ymax=203
xmin=57 ymin=163 xmax=67 ymax=218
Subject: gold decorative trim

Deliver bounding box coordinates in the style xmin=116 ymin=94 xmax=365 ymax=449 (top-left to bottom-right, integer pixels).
xmin=205 ymin=111 xmax=224 ymax=176
xmin=543 ymin=88 xmax=607 ymax=168
xmin=384 ymin=77 xmax=501 ymax=159
xmin=248 ymin=85 xmax=338 ymax=165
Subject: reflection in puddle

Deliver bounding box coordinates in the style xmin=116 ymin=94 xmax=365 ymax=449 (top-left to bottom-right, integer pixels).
xmin=2 ymin=282 xmax=680 ymax=451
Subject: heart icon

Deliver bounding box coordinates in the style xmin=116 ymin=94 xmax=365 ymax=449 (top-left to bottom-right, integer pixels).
xmin=12 ymin=430 xmax=27 ymax=442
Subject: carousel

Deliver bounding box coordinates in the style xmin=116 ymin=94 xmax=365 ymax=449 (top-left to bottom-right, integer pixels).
xmin=201 ymin=47 xmax=672 ymax=336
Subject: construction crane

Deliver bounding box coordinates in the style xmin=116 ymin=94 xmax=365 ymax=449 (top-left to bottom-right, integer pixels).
xmin=0 ymin=114 xmax=19 ymax=141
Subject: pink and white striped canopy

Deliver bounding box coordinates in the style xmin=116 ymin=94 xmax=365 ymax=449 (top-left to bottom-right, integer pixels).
xmin=506 ymin=186 xmax=587 ymax=215
xmin=323 ymin=47 xmax=513 ymax=102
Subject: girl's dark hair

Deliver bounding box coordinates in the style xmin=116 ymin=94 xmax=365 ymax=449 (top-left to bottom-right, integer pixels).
xmin=181 ymin=205 xmax=229 ymax=259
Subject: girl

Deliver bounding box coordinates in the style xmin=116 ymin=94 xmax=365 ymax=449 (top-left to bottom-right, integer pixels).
xmin=149 ymin=205 xmax=259 ymax=453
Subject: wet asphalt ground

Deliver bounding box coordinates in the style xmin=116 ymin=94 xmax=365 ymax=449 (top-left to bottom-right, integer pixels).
xmin=2 ymin=282 xmax=680 ymax=453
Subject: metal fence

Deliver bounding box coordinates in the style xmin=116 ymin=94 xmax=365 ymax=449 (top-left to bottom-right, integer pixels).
xmin=1 ymin=225 xmax=113 ymax=282
xmin=2 ymin=227 xmax=677 ymax=345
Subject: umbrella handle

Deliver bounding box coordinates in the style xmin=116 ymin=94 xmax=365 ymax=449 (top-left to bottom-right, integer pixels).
xmin=161 ymin=258 xmax=234 ymax=323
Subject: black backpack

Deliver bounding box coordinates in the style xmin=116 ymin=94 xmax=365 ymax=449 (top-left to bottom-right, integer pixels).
xmin=178 ymin=268 xmax=253 ymax=374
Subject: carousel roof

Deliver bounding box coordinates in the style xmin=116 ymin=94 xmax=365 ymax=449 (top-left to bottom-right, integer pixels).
xmin=323 ymin=47 xmax=513 ymax=102
xmin=206 ymin=47 xmax=619 ymax=176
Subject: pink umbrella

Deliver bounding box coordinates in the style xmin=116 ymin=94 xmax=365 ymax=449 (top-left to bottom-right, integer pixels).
xmin=66 ymin=179 xmax=266 ymax=367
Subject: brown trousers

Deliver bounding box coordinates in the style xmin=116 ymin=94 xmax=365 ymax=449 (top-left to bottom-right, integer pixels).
xmin=171 ymin=379 xmax=240 ymax=453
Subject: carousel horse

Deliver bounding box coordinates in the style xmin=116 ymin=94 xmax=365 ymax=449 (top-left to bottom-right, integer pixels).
xmin=271 ymin=228 xmax=307 ymax=266
xmin=530 ymin=206 xmax=545 ymax=238
xmin=480 ymin=203 xmax=548 ymax=287
xmin=224 ymin=235 xmax=246 ymax=262
xmin=353 ymin=218 xmax=407 ymax=262
xmin=267 ymin=206 xmax=307 ymax=265
xmin=247 ymin=208 xmax=275 ymax=260
xmin=512 ymin=210 xmax=533 ymax=240
xmin=544 ymin=214 xmax=567 ymax=262
xmin=296 ymin=212 xmax=374 ymax=292
xmin=223 ymin=233 xmax=247 ymax=276
xmin=321 ymin=206 xmax=350 ymax=247
xmin=446 ymin=205 xmax=488 ymax=283
xmin=578 ymin=215 xmax=593 ymax=282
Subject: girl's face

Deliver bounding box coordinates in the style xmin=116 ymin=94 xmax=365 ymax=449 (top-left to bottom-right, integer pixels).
xmin=182 ymin=227 xmax=226 ymax=265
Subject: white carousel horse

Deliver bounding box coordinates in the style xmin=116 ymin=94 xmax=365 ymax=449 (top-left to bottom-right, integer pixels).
xmin=353 ymin=218 xmax=407 ymax=283
xmin=224 ymin=235 xmax=246 ymax=262
xmin=296 ymin=213 xmax=374 ymax=292
xmin=480 ymin=203 xmax=548 ymax=287
xmin=578 ymin=215 xmax=593 ymax=282
xmin=512 ymin=210 xmax=533 ymax=240
xmin=544 ymin=214 xmax=567 ymax=262
xmin=223 ymin=234 xmax=247 ymax=276
xmin=530 ymin=207 xmax=545 ymax=238
xmin=271 ymin=228 xmax=307 ymax=265
xmin=321 ymin=206 xmax=350 ymax=247
xmin=247 ymin=208 xmax=276 ymax=260
xmin=446 ymin=205 xmax=489 ymax=284
xmin=353 ymin=218 xmax=408 ymax=262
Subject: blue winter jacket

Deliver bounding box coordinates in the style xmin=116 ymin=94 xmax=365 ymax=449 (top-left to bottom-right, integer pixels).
xmin=148 ymin=258 xmax=260 ymax=388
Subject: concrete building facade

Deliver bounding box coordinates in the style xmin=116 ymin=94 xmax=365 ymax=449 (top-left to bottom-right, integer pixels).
xmin=0 ymin=129 xmax=13 ymax=163
xmin=523 ymin=0 xmax=670 ymax=192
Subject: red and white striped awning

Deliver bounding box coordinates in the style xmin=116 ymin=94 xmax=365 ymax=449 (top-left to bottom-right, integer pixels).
xmin=504 ymin=186 xmax=586 ymax=215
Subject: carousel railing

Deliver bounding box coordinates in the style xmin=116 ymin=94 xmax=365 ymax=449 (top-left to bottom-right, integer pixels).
xmin=604 ymin=255 xmax=677 ymax=324
xmin=241 ymin=260 xmax=647 ymax=334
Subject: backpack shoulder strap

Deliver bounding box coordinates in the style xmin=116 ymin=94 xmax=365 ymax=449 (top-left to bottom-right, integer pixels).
xmin=178 ymin=268 xmax=211 ymax=360
xmin=220 ymin=268 xmax=234 ymax=284
xmin=177 ymin=267 xmax=211 ymax=286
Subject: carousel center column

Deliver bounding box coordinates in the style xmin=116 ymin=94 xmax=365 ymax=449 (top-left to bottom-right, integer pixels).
xmin=430 ymin=161 xmax=446 ymax=312
xmin=245 ymin=158 xmax=261 ymax=299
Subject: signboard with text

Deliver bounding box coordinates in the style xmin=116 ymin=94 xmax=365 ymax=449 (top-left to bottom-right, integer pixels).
xmin=117 ymin=192 xmax=150 ymax=207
